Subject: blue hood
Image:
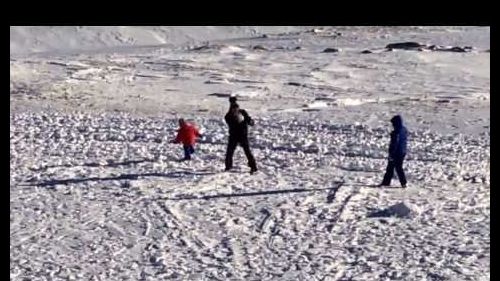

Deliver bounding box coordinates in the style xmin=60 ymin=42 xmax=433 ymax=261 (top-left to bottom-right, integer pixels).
xmin=391 ymin=115 xmax=403 ymax=130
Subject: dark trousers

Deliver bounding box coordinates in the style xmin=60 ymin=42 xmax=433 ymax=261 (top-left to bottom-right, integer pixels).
xmin=225 ymin=136 xmax=257 ymax=170
xmin=183 ymin=145 xmax=195 ymax=160
xmin=382 ymin=154 xmax=407 ymax=186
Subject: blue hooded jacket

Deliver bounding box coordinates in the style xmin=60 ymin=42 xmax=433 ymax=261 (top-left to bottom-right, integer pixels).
xmin=388 ymin=115 xmax=407 ymax=158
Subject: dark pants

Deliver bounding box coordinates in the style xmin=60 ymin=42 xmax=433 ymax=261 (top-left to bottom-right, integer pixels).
xmin=183 ymin=145 xmax=195 ymax=160
xmin=382 ymin=154 xmax=407 ymax=186
xmin=225 ymin=136 xmax=257 ymax=170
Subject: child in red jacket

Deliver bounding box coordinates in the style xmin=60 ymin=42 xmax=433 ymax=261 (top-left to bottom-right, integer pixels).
xmin=170 ymin=118 xmax=202 ymax=160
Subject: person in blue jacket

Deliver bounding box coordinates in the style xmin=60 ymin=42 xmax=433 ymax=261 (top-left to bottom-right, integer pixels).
xmin=380 ymin=115 xmax=408 ymax=188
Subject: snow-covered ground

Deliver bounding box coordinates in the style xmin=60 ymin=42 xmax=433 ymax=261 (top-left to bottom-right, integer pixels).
xmin=10 ymin=26 xmax=489 ymax=280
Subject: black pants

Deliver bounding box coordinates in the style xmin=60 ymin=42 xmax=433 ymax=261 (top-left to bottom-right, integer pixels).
xmin=183 ymin=145 xmax=195 ymax=160
xmin=225 ymin=136 xmax=257 ymax=170
xmin=382 ymin=154 xmax=407 ymax=186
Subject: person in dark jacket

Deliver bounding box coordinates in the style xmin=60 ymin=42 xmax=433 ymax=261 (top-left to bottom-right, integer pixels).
xmin=380 ymin=115 xmax=408 ymax=187
xmin=224 ymin=98 xmax=258 ymax=174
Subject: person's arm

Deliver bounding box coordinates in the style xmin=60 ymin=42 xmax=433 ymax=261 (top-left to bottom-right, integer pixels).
xmin=388 ymin=131 xmax=399 ymax=159
xmin=194 ymin=126 xmax=202 ymax=138
xmin=170 ymin=129 xmax=181 ymax=143
xmin=240 ymin=109 xmax=255 ymax=126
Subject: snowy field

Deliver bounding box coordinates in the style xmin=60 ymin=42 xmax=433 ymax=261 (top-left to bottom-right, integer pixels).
xmin=10 ymin=26 xmax=489 ymax=280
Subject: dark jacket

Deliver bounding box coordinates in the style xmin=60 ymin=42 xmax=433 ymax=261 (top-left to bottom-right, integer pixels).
xmin=388 ymin=115 xmax=407 ymax=158
xmin=225 ymin=109 xmax=254 ymax=139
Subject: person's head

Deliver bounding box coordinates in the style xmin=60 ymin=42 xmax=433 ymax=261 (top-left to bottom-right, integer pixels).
xmin=178 ymin=118 xmax=186 ymax=127
xmin=230 ymin=103 xmax=240 ymax=114
xmin=390 ymin=115 xmax=403 ymax=129
xmin=229 ymin=96 xmax=237 ymax=104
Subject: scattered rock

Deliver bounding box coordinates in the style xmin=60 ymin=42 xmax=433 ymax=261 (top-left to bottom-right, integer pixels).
xmin=276 ymin=46 xmax=302 ymax=51
xmin=449 ymin=46 xmax=473 ymax=53
xmin=430 ymin=45 xmax=474 ymax=53
xmin=428 ymin=45 xmax=439 ymax=51
xmin=323 ymin=48 xmax=340 ymax=53
xmin=287 ymin=82 xmax=302 ymax=86
xmin=361 ymin=50 xmax=373 ymax=54
xmin=437 ymin=99 xmax=451 ymax=104
xmin=205 ymin=79 xmax=230 ymax=84
xmin=368 ymin=202 xmax=413 ymax=218
xmin=191 ymin=45 xmax=211 ymax=51
xmin=387 ymin=42 xmax=475 ymax=53
xmin=310 ymin=28 xmax=325 ymax=34
xmin=385 ymin=42 xmax=424 ymax=50
xmin=208 ymin=93 xmax=231 ymax=98
xmin=253 ymin=45 xmax=268 ymax=51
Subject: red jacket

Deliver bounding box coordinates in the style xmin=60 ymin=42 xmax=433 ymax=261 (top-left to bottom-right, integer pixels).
xmin=174 ymin=123 xmax=200 ymax=145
